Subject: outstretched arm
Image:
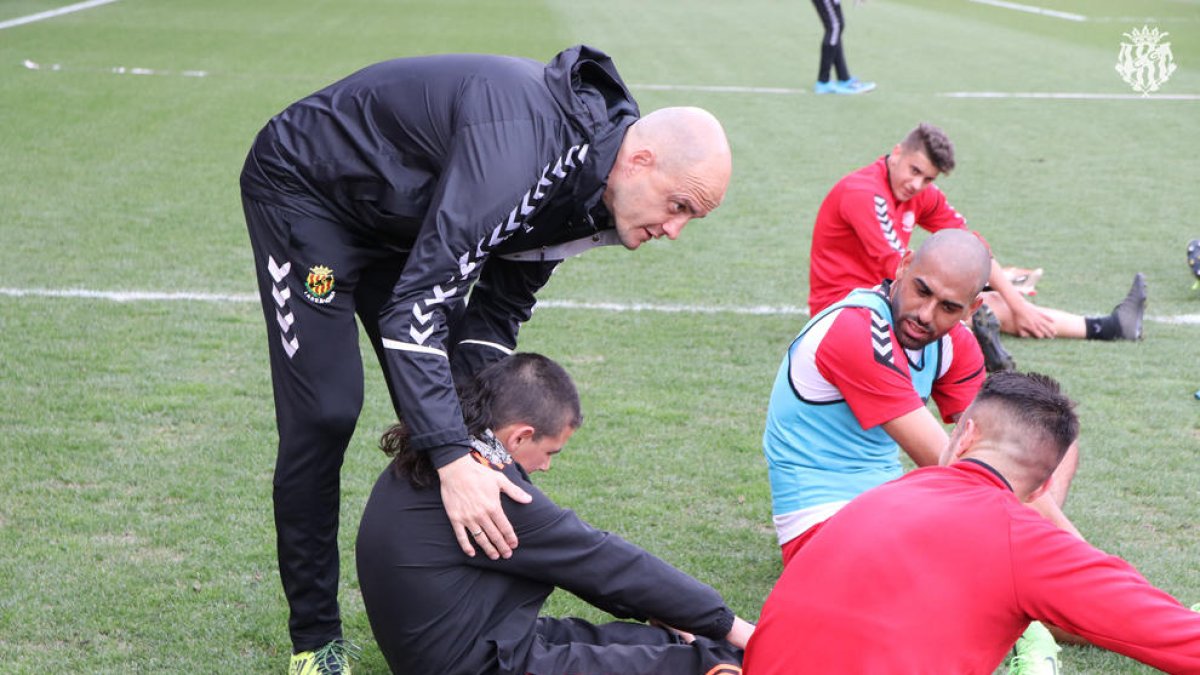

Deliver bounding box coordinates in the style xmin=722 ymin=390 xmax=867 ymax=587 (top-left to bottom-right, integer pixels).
xmin=881 ymin=407 xmax=949 ymax=468
xmin=987 ymin=258 xmax=1056 ymax=338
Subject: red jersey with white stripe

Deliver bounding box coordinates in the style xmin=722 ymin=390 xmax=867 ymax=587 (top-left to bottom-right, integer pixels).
xmin=744 ymin=461 xmax=1200 ymax=674
xmin=808 ymin=156 xmax=968 ymax=314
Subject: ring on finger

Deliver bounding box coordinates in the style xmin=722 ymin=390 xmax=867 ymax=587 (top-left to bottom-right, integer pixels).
xmin=470 ymin=529 xmax=484 ymax=537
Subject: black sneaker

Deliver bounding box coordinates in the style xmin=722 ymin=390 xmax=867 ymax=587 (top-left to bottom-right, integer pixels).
xmin=971 ymin=303 xmax=1015 ymax=373
xmin=1111 ymin=273 xmax=1147 ymax=341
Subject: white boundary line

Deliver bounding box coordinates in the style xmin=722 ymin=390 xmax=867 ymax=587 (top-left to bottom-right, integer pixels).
xmin=23 ymin=64 xmax=1197 ymax=100
xmin=3 ymin=287 xmax=1198 ymax=325
xmin=967 ymin=0 xmax=1086 ymax=22
xmin=0 ymin=0 xmax=120 ymax=31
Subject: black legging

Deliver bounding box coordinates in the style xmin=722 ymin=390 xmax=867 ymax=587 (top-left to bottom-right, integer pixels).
xmin=811 ymin=0 xmax=850 ymax=82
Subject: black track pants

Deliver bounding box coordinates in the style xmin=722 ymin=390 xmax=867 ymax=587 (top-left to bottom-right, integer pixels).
xmin=243 ymin=194 xmax=405 ymax=652
xmin=811 ymin=0 xmax=850 ymax=82
xmin=523 ymin=617 xmax=743 ymax=675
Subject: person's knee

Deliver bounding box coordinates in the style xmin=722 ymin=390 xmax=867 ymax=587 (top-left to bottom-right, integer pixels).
xmin=287 ymin=393 xmax=362 ymax=445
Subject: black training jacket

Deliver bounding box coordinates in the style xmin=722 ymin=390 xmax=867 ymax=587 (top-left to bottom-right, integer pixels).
xmin=241 ymin=45 xmax=638 ymax=466
xmin=356 ymin=458 xmax=736 ymax=674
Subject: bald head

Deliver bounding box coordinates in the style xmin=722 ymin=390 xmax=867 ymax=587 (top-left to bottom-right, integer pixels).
xmin=889 ymin=229 xmax=991 ymax=350
xmin=603 ymin=107 xmax=732 ymax=250
xmin=625 ymin=107 xmax=732 ymax=210
xmin=912 ymin=229 xmax=992 ymax=295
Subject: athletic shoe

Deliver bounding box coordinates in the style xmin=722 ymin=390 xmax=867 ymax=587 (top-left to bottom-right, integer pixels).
xmin=971 ymin=303 xmax=1015 ymax=373
xmin=1007 ymin=621 xmax=1061 ymax=675
xmin=289 ymin=639 xmax=360 ymax=675
xmin=814 ymin=80 xmax=837 ymax=95
xmin=1110 ymin=272 xmax=1147 ymax=341
xmin=1187 ymin=239 xmax=1200 ymax=290
xmin=832 ymin=77 xmax=876 ymax=94
xmin=1004 ymin=266 xmax=1043 ymax=296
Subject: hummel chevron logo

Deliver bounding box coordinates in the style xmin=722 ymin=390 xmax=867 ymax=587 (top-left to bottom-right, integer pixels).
xmin=874 ymin=195 xmax=903 ymax=253
xmin=567 ymin=144 xmax=588 ymax=166
xmin=280 ymin=333 xmax=298 ymax=358
xmin=407 ymin=143 xmax=589 ymax=348
xmin=409 ymin=323 xmax=434 ymax=344
xmin=531 ymin=173 xmax=553 ymax=200
xmin=268 ymin=256 xmax=291 ymax=283
xmin=870 ymin=313 xmax=904 ymax=374
xmin=411 ymin=303 xmax=432 ymax=324
xmin=551 ymin=156 xmax=568 ymax=179
xmin=870 ymin=314 xmax=893 ymax=359
xmin=271 ymin=284 xmax=290 ymax=308
xmin=429 ymin=284 xmax=457 ymax=305
xmin=275 ymin=309 xmax=293 ymax=332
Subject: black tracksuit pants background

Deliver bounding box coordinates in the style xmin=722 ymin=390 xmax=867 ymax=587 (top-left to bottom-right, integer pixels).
xmin=243 ymin=194 xmax=407 ymax=652
xmin=525 ymin=617 xmax=743 ymax=675
xmin=811 ymin=0 xmax=850 ymax=82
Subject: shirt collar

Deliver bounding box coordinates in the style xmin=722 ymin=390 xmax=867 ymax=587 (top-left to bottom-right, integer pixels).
xmin=959 ymin=458 xmax=1014 ymax=493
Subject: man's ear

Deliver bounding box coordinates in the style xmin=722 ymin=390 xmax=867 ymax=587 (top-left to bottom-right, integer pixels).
xmin=895 ymin=249 xmax=914 ymax=281
xmin=629 ymin=147 xmax=654 ymax=169
xmin=968 ymin=295 xmax=985 ymax=316
xmin=948 ymin=417 xmax=979 ymax=462
xmin=497 ymin=424 xmax=536 ymax=453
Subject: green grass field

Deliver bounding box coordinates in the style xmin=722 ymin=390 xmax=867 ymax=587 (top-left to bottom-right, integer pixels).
xmin=2 ymin=0 xmax=1198 ymax=671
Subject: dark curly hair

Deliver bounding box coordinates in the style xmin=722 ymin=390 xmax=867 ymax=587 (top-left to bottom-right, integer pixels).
xmin=902 ymin=123 xmax=956 ymax=174
xmin=380 ymin=353 xmax=582 ymax=489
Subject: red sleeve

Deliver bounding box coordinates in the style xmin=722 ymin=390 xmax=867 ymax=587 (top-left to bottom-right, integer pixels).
xmin=929 ymin=322 xmax=986 ymax=423
xmin=814 ymin=307 xmax=926 ymax=429
xmin=912 ymin=184 xmax=968 ymax=233
xmin=1009 ymin=511 xmax=1200 ymax=673
xmin=836 ymin=187 xmax=906 ymax=278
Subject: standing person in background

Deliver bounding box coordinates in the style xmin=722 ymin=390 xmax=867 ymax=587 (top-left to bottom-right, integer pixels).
xmin=810 ymin=0 xmax=876 ymax=94
xmin=240 ymin=43 xmax=733 ymax=674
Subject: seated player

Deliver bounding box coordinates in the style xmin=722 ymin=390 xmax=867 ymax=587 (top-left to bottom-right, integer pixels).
xmin=745 ymin=371 xmax=1200 ymax=674
xmin=765 ymin=230 xmax=1078 ymax=668
xmin=357 ymin=353 xmax=753 ymax=674
xmin=764 ymin=230 xmax=1078 ymax=567
xmin=807 ymin=122 xmax=1146 ymax=371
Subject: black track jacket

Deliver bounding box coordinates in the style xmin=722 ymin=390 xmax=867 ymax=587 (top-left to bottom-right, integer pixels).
xmin=241 ymin=45 xmax=638 ymax=467
xmin=356 ymin=458 xmax=737 ymax=674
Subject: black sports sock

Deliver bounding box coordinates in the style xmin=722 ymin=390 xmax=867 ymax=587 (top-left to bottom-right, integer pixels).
xmin=1085 ymin=315 xmax=1119 ymax=340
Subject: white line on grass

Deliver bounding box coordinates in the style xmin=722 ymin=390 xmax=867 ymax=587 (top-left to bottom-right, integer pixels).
xmin=940 ymin=91 xmax=1200 ymax=101
xmin=19 ymin=63 xmax=1199 ymax=100
xmin=3 ymin=287 xmax=1199 ymax=325
xmin=22 ymin=59 xmax=210 ymax=77
xmin=966 ymin=0 xmax=1086 ymax=22
xmin=632 ymin=83 xmax=806 ymax=95
xmin=0 ymin=0 xmax=120 ymax=31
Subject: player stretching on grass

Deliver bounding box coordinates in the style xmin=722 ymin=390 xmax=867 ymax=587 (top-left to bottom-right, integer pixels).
xmin=746 ymin=371 xmax=1200 ymax=674
xmin=807 ymin=122 xmax=1146 ymax=372
xmin=763 ymin=230 xmax=1078 ymax=670
xmin=239 ymin=45 xmax=732 ymax=673
xmin=357 ymin=353 xmax=753 ymax=674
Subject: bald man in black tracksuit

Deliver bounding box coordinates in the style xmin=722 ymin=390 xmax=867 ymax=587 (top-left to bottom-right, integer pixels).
xmin=357 ymin=446 xmax=744 ymax=675
xmin=239 ymin=45 xmax=731 ymax=661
